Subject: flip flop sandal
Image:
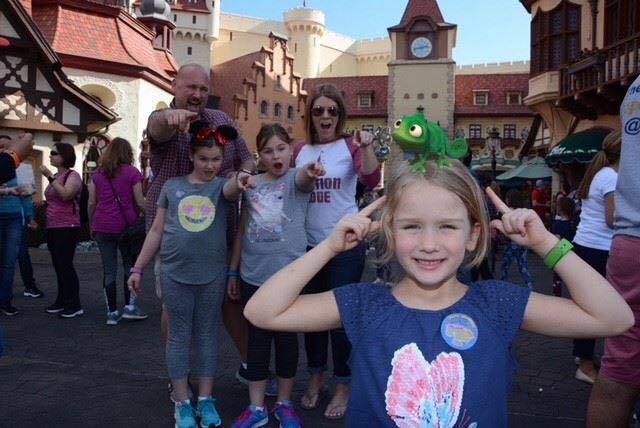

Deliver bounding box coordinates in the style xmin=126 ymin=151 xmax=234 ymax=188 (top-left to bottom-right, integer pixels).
xmin=300 ymin=385 xmax=328 ymax=410
xmin=324 ymin=399 xmax=348 ymax=420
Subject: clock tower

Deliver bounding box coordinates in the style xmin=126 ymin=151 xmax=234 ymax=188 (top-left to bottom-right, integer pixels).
xmin=387 ymin=0 xmax=457 ymax=169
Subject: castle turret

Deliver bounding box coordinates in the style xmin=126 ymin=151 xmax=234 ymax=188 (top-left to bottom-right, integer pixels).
xmin=138 ymin=0 xmax=174 ymax=51
xmin=206 ymin=0 xmax=219 ymax=41
xmin=284 ymin=7 xmax=325 ymax=78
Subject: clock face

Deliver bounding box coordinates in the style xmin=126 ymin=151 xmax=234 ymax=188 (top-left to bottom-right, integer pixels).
xmin=411 ymin=36 xmax=432 ymax=58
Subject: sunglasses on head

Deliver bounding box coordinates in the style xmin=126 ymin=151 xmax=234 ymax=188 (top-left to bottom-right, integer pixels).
xmin=50 ymin=150 xmax=58 ymax=156
xmin=311 ymin=105 xmax=339 ymax=117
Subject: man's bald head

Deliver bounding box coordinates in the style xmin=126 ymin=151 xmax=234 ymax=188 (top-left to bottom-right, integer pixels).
xmin=172 ymin=63 xmax=211 ymax=114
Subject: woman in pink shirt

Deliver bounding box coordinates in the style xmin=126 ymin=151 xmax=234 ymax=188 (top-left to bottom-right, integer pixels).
xmin=40 ymin=142 xmax=83 ymax=318
xmin=88 ymin=137 xmax=147 ymax=326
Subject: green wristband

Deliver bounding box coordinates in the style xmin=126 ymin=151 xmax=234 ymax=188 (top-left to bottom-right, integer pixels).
xmin=543 ymin=238 xmax=573 ymax=269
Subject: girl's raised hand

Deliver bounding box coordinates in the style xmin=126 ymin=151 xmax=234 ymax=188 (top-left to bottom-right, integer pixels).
xmin=236 ymin=170 xmax=255 ymax=190
xmin=303 ymin=160 xmax=325 ymax=180
xmin=325 ymin=196 xmax=386 ymax=253
xmin=486 ymin=187 xmax=554 ymax=253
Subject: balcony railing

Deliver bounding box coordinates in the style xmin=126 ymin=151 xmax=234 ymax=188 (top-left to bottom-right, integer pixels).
xmin=560 ymin=33 xmax=640 ymax=97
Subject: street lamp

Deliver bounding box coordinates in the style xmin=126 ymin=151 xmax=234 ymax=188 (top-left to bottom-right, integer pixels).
xmin=486 ymin=126 xmax=501 ymax=180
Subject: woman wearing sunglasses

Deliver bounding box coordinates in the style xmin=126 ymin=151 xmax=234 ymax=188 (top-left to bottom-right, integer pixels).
xmin=293 ymin=84 xmax=382 ymax=419
xmin=40 ymin=143 xmax=84 ymax=318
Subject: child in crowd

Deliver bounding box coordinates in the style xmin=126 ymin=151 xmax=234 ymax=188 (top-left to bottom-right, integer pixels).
xmin=128 ymin=120 xmax=251 ymax=428
xmin=228 ymin=124 xmax=325 ymax=428
xmin=551 ymin=196 xmax=576 ymax=296
xmin=244 ymin=160 xmax=633 ymax=427
xmin=499 ymin=188 xmax=533 ymax=288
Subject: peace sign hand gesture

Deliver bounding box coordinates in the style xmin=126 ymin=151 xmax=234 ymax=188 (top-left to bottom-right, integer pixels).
xmin=326 ymin=196 xmax=386 ymax=254
xmin=486 ymin=187 xmax=557 ymax=256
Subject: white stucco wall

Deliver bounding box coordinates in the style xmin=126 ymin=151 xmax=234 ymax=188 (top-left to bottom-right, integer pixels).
xmin=173 ymin=34 xmax=211 ymax=69
xmin=62 ymin=68 xmax=172 ymax=162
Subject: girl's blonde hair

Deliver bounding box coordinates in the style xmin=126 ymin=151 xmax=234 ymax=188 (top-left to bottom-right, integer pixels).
xmin=98 ymin=137 xmax=134 ymax=178
xmin=576 ymin=130 xmax=621 ymax=199
xmin=377 ymin=160 xmax=490 ymax=269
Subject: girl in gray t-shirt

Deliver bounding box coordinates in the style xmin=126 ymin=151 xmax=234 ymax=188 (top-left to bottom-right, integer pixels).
xmin=128 ymin=120 xmax=251 ymax=427
xmin=228 ymin=124 xmax=325 ymax=426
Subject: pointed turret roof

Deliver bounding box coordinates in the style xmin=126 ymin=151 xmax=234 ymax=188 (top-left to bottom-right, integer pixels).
xmin=389 ymin=0 xmax=452 ymax=31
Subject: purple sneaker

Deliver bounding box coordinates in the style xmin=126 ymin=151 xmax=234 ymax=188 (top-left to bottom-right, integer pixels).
xmin=231 ymin=405 xmax=268 ymax=428
xmin=273 ymin=401 xmax=303 ymax=428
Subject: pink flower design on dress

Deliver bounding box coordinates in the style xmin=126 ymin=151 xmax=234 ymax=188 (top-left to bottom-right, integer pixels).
xmin=385 ymin=343 xmax=465 ymax=428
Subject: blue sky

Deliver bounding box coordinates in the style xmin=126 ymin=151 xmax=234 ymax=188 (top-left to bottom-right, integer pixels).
xmin=221 ymin=1 xmax=531 ymax=65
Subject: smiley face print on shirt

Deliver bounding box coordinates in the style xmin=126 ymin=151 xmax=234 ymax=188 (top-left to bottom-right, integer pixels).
xmin=178 ymin=194 xmax=216 ymax=232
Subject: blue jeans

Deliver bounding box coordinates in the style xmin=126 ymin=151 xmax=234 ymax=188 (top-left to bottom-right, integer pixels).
xmin=94 ymin=232 xmax=135 ymax=312
xmin=0 ymin=213 xmax=23 ymax=304
xmin=303 ymin=243 xmax=365 ymax=382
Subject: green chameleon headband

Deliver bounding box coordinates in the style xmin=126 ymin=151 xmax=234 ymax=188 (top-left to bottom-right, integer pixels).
xmin=391 ymin=112 xmax=468 ymax=172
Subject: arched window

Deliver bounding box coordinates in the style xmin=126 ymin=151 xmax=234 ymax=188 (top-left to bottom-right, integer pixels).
xmin=260 ymin=100 xmax=268 ymax=116
xmin=274 ymin=103 xmax=282 ymax=118
xmin=287 ymin=105 xmax=294 ymax=120
xmin=80 ymin=84 xmax=117 ymax=108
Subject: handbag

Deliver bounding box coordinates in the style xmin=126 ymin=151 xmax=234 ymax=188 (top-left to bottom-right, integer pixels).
xmin=119 ymin=216 xmax=146 ymax=244
xmin=106 ymin=178 xmax=146 ymax=249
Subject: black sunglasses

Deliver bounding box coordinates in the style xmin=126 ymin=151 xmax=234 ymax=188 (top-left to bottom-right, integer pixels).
xmin=311 ymin=105 xmax=339 ymax=117
xmin=50 ymin=150 xmax=59 ymax=156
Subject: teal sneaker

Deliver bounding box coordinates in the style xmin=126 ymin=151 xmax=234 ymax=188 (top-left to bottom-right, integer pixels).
xmin=174 ymin=400 xmax=197 ymax=428
xmin=273 ymin=400 xmax=303 ymax=428
xmin=231 ymin=405 xmax=269 ymax=428
xmin=196 ymin=397 xmax=222 ymax=427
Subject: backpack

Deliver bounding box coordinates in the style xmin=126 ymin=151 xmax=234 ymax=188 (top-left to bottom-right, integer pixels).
xmin=62 ymin=171 xmax=89 ymax=224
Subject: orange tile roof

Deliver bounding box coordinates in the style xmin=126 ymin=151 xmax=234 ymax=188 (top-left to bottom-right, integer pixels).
xmin=32 ymin=0 xmax=177 ymax=89
xmin=454 ymin=73 xmax=534 ymax=116
xmin=389 ymin=0 xmax=448 ymax=31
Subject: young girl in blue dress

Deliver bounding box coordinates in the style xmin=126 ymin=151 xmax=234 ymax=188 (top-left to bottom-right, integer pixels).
xmin=244 ymin=160 xmax=633 ymax=427
xmin=128 ymin=120 xmax=251 ymax=428
xmin=228 ymin=124 xmax=325 ymax=428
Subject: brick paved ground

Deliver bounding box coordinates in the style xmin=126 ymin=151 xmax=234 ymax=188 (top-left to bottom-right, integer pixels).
xmin=0 ymin=247 xmax=619 ymax=427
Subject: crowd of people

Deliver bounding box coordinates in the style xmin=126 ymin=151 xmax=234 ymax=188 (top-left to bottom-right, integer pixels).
xmin=2 ymin=64 xmax=640 ymax=428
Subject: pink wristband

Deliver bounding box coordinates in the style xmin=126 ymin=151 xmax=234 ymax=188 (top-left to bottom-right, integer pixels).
xmin=129 ymin=267 xmax=143 ymax=275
